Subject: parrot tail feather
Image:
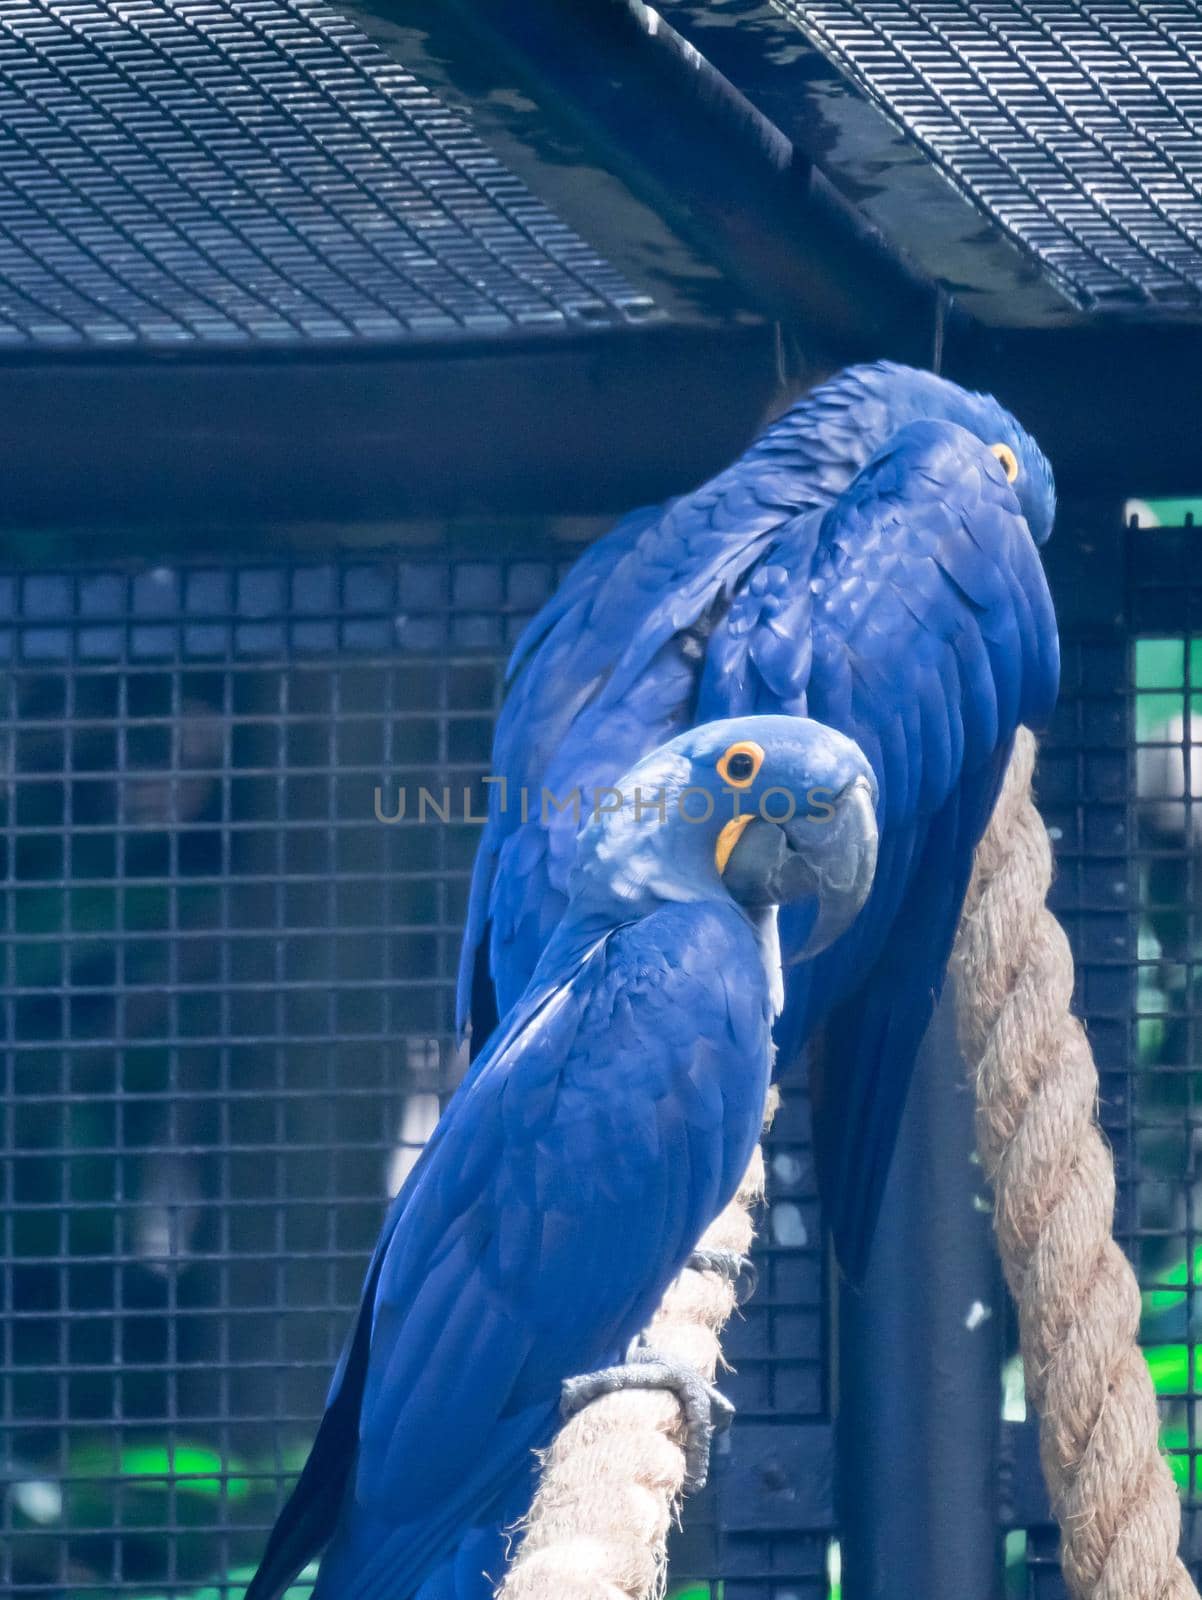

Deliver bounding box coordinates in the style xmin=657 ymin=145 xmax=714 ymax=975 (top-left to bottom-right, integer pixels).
xmin=242 ymin=1403 xmax=357 ymax=1600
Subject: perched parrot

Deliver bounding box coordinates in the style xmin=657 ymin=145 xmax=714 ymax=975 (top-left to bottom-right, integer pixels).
xmin=459 ymin=361 xmax=1059 ymax=1282
xmin=246 ymin=715 xmax=879 ymax=1600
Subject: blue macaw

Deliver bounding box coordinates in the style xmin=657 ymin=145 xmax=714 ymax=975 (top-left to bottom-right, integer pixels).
xmin=458 ymin=361 xmax=1059 ymax=1283
xmin=246 ymin=715 xmax=879 ymax=1600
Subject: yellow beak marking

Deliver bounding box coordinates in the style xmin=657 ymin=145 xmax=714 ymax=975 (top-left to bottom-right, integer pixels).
xmin=715 ymin=812 xmax=756 ymax=876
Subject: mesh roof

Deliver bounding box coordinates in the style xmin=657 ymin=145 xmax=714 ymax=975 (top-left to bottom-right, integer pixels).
xmin=773 ymin=0 xmax=1202 ymax=314
xmin=0 ymin=0 xmax=659 ymax=349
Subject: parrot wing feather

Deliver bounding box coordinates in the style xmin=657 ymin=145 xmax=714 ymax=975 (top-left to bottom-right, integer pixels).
xmin=457 ymin=458 xmax=831 ymax=1044
xmin=251 ymin=902 xmax=771 ymax=1600
xmin=780 ymin=419 xmax=1057 ymax=1280
xmin=240 ymin=964 xmax=580 ymax=1600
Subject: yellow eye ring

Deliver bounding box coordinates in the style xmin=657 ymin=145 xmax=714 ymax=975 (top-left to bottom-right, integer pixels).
xmin=990 ymin=442 xmax=1019 ymax=484
xmin=717 ymin=739 xmax=764 ymax=789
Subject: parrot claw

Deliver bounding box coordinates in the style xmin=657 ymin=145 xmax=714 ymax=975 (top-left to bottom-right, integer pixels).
xmin=560 ymin=1342 xmax=734 ymax=1493
xmin=685 ymin=1248 xmax=758 ymax=1305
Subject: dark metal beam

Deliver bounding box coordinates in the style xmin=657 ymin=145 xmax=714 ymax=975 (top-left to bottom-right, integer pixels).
xmin=646 ymin=0 xmax=1077 ymax=331
xmin=386 ymin=0 xmax=1202 ymax=498
xmin=417 ymin=0 xmax=941 ymax=368
xmin=0 ymin=323 xmax=781 ymax=530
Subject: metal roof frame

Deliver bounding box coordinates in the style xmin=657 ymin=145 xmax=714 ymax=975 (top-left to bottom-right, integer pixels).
xmin=427 ymin=0 xmax=1202 ymax=498
xmin=0 ymin=0 xmax=788 ymax=529
xmin=0 ymin=0 xmax=1200 ymax=527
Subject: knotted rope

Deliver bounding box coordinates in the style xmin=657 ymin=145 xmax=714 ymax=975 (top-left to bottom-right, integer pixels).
xmin=953 ymin=727 xmax=1194 ymax=1599
xmin=500 ymin=727 xmax=1194 ymax=1598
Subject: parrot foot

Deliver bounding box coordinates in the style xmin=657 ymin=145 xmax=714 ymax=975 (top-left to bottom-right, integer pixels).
xmin=685 ymin=1248 xmax=758 ymax=1304
xmin=560 ymin=1342 xmax=734 ymax=1493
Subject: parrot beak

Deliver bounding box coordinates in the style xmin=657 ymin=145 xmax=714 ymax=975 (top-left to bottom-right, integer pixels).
xmin=721 ymin=776 xmax=878 ymax=958
xmin=786 ymin=775 xmax=878 ymax=959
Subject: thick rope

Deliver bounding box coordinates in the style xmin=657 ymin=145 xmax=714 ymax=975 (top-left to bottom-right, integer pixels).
xmin=952 ymin=727 xmax=1195 ymax=1600
xmin=497 ymin=1092 xmax=776 ymax=1600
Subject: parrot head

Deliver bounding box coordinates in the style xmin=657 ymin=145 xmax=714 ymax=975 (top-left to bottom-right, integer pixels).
xmin=568 ymin=714 xmax=878 ymax=960
xmin=935 ymin=380 xmax=1057 ymax=549
xmin=767 ymin=360 xmax=1057 ymax=547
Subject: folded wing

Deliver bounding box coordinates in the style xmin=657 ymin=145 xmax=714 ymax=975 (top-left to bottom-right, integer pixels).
xmin=767 ymin=421 xmax=1057 ymax=1279
xmin=251 ymin=902 xmax=772 ymax=1600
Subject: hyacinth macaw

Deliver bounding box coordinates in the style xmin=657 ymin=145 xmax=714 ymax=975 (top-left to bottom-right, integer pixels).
xmin=246 ymin=715 xmax=879 ymax=1600
xmin=459 ymin=361 xmax=1059 ymax=1282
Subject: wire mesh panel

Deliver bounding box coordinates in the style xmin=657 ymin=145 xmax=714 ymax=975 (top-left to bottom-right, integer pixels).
xmin=10 ymin=512 xmax=1199 ymax=1600
xmin=0 ymin=0 xmax=658 ymax=347
xmin=1128 ymin=520 xmax=1202 ymax=1582
xmin=0 ymin=535 xmax=836 ymax=1600
xmin=771 ymin=0 xmax=1202 ymax=314
xmin=0 ymin=542 xmax=547 ymax=1596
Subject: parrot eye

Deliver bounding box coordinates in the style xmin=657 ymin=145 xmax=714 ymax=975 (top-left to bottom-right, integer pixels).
xmin=717 ymin=740 xmax=764 ymax=788
xmin=990 ymin=442 xmax=1020 ymax=484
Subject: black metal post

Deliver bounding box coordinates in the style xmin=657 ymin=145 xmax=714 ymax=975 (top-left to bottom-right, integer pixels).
xmin=837 ymin=984 xmax=1003 ymax=1600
